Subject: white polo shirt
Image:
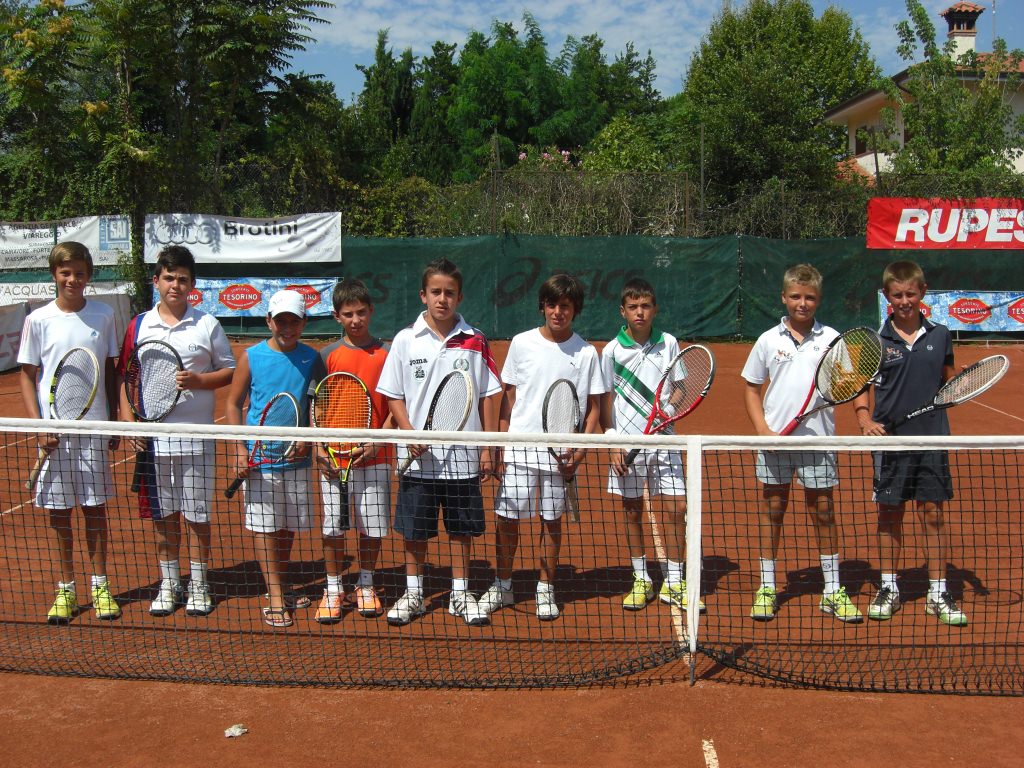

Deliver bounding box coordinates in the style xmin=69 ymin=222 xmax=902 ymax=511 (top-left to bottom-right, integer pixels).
xmin=18 ymin=299 xmax=118 ymax=421
xmin=502 ymin=327 xmax=605 ymax=469
xmin=377 ymin=312 xmax=501 ymax=478
xmin=601 ymin=327 xmax=680 ymax=436
xmin=133 ymin=304 xmax=236 ymax=454
xmin=741 ymin=318 xmax=838 ymax=437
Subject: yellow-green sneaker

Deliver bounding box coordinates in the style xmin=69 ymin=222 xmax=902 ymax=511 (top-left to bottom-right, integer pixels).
xmin=46 ymin=588 xmax=78 ymax=625
xmin=622 ymin=576 xmax=655 ymax=611
xmin=820 ymin=586 xmax=863 ymax=623
xmin=91 ymin=583 xmax=121 ymax=620
xmin=750 ymin=585 xmax=777 ymax=621
xmin=659 ymin=581 xmax=706 ymax=612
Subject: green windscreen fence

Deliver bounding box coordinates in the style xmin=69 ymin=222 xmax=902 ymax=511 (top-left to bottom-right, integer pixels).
xmin=4 ymin=236 xmax=1023 ymax=340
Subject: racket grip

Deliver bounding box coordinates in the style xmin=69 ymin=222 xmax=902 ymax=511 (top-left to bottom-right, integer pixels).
xmin=130 ymin=449 xmax=146 ymax=493
xmin=397 ymin=454 xmax=414 ymax=475
xmin=566 ymin=478 xmax=581 ymax=522
xmin=224 ymin=477 xmax=244 ymax=499
xmin=25 ymin=446 xmax=48 ymax=492
xmin=777 ymin=418 xmax=800 ymax=437
xmin=624 ymin=447 xmax=641 ymax=467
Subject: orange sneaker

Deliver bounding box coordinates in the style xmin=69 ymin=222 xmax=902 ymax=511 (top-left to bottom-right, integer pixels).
xmin=315 ymin=590 xmax=343 ymax=624
xmin=356 ymin=585 xmax=383 ymax=617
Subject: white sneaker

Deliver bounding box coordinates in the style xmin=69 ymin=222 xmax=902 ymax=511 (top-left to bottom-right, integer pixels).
xmin=478 ymin=583 xmax=514 ymax=616
xmin=386 ymin=590 xmax=425 ymax=626
xmin=185 ymin=581 xmax=213 ymax=616
xmin=536 ymin=585 xmax=560 ymax=621
xmin=149 ymin=579 xmax=184 ymax=616
xmin=449 ymin=590 xmax=489 ymax=626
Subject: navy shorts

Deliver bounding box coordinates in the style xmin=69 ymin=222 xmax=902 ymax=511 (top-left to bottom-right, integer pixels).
xmin=873 ymin=450 xmax=953 ymax=505
xmin=395 ymin=476 xmax=486 ymax=541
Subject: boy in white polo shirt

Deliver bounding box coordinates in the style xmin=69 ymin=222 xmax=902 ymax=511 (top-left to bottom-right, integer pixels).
xmin=119 ymin=246 xmax=235 ymax=617
xmin=741 ymin=264 xmax=862 ymax=623
xmin=377 ymin=258 xmax=501 ymax=627
xmin=479 ymin=274 xmax=604 ymax=621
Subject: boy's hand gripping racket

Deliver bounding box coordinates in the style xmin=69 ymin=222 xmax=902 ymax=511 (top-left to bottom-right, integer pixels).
xmin=886 ymin=354 xmax=1009 ymax=432
xmin=397 ymin=369 xmax=474 ymax=475
xmin=542 ymin=378 xmax=582 ymax=522
xmin=224 ymin=392 xmax=301 ymax=499
xmin=778 ymin=327 xmax=882 ymax=437
xmin=312 ymin=372 xmax=373 ymax=490
xmin=26 ymin=346 xmax=101 ymax=491
xmin=123 ymin=340 xmax=186 ymax=492
xmin=624 ymin=344 xmax=715 ymax=466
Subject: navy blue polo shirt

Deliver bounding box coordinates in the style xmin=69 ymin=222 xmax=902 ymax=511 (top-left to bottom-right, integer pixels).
xmin=872 ymin=314 xmax=953 ymax=437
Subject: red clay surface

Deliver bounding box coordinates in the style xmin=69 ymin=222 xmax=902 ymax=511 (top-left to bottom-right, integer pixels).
xmin=1 ymin=339 xmax=1023 ymax=766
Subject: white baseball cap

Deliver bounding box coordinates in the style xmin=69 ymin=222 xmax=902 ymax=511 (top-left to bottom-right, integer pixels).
xmin=267 ymin=289 xmax=306 ymax=318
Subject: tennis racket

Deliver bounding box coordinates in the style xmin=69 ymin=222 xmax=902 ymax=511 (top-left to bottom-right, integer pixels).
xmin=123 ymin=340 xmax=186 ymax=492
xmin=225 ymin=392 xmax=301 ymax=499
xmin=886 ymin=354 xmax=1009 ymax=431
xmin=26 ymin=346 xmax=101 ymax=491
xmin=312 ymin=372 xmax=373 ymax=488
xmin=542 ymin=379 xmax=582 ymax=522
xmin=397 ymin=369 xmax=474 ymax=475
xmin=624 ymin=344 xmax=715 ymax=466
xmin=778 ymin=327 xmax=882 ymax=437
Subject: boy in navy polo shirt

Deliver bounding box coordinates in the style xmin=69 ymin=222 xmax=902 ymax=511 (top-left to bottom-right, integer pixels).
xmin=854 ymin=260 xmax=965 ymax=627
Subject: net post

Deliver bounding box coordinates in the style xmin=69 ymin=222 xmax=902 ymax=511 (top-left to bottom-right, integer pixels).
xmin=685 ymin=433 xmax=703 ymax=686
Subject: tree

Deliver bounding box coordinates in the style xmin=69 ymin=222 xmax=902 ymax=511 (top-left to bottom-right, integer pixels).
xmin=409 ymin=41 xmax=459 ymax=184
xmin=880 ymin=0 xmax=1024 ymax=186
xmin=682 ymin=0 xmax=878 ymax=198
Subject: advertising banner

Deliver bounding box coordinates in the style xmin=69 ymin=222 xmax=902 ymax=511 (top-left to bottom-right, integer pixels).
xmin=0 ymin=216 xmax=132 ymax=269
xmin=144 ymin=213 xmax=341 ymax=263
xmin=877 ymin=290 xmax=1024 ymax=332
xmin=157 ymin=278 xmax=337 ymax=317
xmin=0 ymin=281 xmax=134 ymax=307
xmin=867 ymin=198 xmax=1024 ymax=249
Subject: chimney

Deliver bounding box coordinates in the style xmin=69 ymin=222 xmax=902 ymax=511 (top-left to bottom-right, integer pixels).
xmin=940 ymin=2 xmax=985 ymax=59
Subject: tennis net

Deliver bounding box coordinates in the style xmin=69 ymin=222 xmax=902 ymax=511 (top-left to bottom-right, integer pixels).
xmin=0 ymin=418 xmax=1019 ymax=693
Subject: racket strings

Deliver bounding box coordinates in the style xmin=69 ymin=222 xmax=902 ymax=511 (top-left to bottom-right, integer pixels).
xmin=258 ymin=395 xmax=300 ymax=459
xmin=127 ymin=347 xmax=181 ymax=420
xmin=818 ymin=330 xmax=882 ymax=403
xmin=429 ymin=377 xmax=472 ymax=431
xmin=937 ymin=356 xmax=1008 ymax=405
xmin=660 ymin=350 xmax=712 ymax=417
xmin=52 ymin=350 xmax=98 ymax=419
xmin=315 ymin=380 xmax=372 ymax=451
xmin=544 ymin=384 xmax=581 ymax=433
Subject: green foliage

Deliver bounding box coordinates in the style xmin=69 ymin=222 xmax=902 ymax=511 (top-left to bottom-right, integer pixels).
xmin=879 ymin=0 xmax=1024 ymax=183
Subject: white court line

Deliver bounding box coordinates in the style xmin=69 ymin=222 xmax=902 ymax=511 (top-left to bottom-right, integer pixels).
xmin=969 ymin=399 xmax=1024 ymax=424
xmin=644 ymin=490 xmax=688 ymax=653
xmin=702 ymin=738 xmax=720 ymax=768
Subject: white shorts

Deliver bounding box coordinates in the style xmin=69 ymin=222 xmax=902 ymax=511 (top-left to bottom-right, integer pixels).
xmin=244 ymin=469 xmax=313 ymax=533
xmin=151 ymin=453 xmax=213 ymax=524
xmin=606 ymin=449 xmax=686 ymax=499
xmin=35 ymin=434 xmax=112 ymax=509
xmin=756 ymin=450 xmax=837 ymax=490
xmin=318 ymin=463 xmax=391 ymax=538
xmin=495 ymin=464 xmax=571 ymax=522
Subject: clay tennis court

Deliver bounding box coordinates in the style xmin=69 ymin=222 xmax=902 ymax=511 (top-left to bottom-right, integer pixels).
xmin=1 ymin=339 xmax=1022 ymax=767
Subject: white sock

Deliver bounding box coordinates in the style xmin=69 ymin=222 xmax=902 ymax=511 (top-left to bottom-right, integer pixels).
xmin=929 ymin=579 xmax=946 ymax=600
xmin=820 ymin=554 xmax=840 ymax=594
xmin=91 ymin=574 xmax=108 ymax=589
xmin=327 ymin=574 xmax=344 ymax=597
xmin=759 ymin=558 xmax=776 ymax=590
xmin=452 ymin=577 xmax=469 ymax=593
xmin=59 ymin=580 xmax=76 ymax=595
xmin=666 ymin=559 xmax=684 ymax=586
xmin=497 ymin=577 xmax=512 ymax=592
xmin=189 ymin=561 xmax=207 ymax=586
xmin=357 ymin=569 xmax=374 ymax=587
xmin=537 ymin=580 xmax=553 ymax=594
xmin=160 ymin=560 xmax=181 ymax=585
xmin=631 ymin=555 xmax=650 ymax=582
xmin=406 ymin=574 xmax=423 ymax=595
xmin=881 ymin=572 xmax=899 ymax=593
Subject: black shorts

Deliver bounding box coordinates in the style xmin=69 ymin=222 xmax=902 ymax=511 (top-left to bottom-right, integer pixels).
xmin=395 ymin=476 xmax=485 ymax=541
xmin=873 ymin=450 xmax=953 ymax=505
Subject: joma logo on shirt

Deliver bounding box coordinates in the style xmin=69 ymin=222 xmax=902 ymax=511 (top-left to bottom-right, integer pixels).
xmin=409 ymin=358 xmax=428 ymax=366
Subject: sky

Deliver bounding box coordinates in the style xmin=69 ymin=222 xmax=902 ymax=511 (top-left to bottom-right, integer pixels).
xmin=286 ymin=0 xmax=1024 ymax=104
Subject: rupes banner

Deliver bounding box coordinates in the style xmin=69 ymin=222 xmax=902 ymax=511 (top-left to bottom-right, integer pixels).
xmin=877 ymin=290 xmax=1024 ymax=331
xmin=867 ymin=198 xmax=1024 ymax=249
xmin=0 ymin=216 xmax=132 ymax=269
xmin=143 ymin=213 xmax=342 ymax=263
xmin=154 ymin=278 xmax=337 ymax=317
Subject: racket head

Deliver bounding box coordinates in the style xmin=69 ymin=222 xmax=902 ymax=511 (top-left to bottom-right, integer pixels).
xmin=814 ymin=327 xmax=882 ymax=405
xmin=124 ymin=340 xmax=184 ymax=422
xmin=424 ymin=370 xmax=474 ymax=432
xmin=935 ymin=354 xmax=1009 ymax=406
xmin=50 ymin=346 xmax=100 ymax=420
xmin=312 ymin=372 xmax=372 ymax=465
xmin=648 ymin=344 xmax=715 ymax=433
xmin=254 ymin=392 xmax=301 ymax=462
xmin=542 ymin=379 xmax=581 ymax=435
